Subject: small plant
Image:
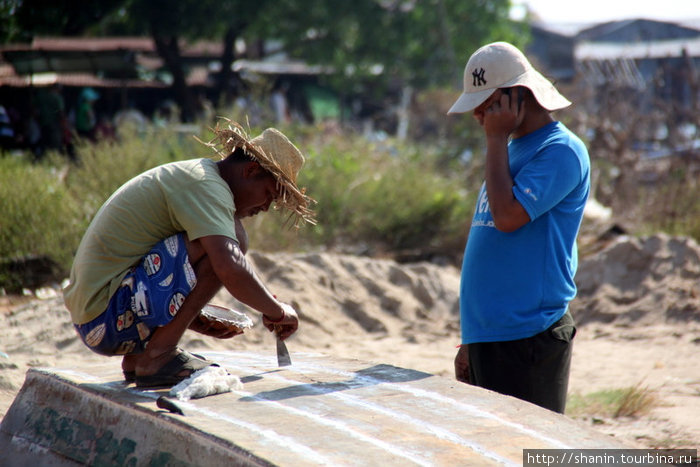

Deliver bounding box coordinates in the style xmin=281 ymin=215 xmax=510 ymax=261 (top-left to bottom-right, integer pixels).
xmin=614 ymin=384 xmax=658 ymax=418
xmin=567 ymin=383 xmax=658 ymax=419
xmin=636 ymin=161 xmax=700 ymax=243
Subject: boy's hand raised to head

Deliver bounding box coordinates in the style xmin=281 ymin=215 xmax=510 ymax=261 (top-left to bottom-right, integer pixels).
xmin=483 ymin=89 xmax=525 ymax=138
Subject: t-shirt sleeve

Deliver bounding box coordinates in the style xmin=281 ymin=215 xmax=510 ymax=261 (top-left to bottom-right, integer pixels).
xmin=167 ymin=178 xmax=238 ymax=242
xmin=512 ymin=144 xmax=583 ymax=221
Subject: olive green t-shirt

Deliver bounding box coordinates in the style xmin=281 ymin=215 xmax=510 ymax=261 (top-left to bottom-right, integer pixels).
xmin=63 ymin=158 xmax=237 ymax=325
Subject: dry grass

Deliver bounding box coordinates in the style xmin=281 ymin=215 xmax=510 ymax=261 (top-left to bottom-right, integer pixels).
xmin=613 ymin=384 xmax=658 ymax=418
xmin=567 ymin=382 xmax=658 ymax=419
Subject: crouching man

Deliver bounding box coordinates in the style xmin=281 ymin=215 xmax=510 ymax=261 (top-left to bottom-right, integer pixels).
xmin=63 ymin=119 xmax=315 ymax=387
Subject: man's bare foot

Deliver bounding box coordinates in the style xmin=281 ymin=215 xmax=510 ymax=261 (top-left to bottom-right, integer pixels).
xmin=121 ymin=354 xmax=138 ymax=382
xmin=121 ymin=354 xmax=138 ymax=374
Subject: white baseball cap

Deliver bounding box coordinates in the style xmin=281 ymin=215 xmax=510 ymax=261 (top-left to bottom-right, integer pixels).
xmin=447 ymin=41 xmax=571 ymax=114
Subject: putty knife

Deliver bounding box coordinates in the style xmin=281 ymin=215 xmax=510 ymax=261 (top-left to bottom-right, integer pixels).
xmin=275 ymin=326 xmax=291 ymax=367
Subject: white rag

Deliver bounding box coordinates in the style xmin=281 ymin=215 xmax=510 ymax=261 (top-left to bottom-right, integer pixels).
xmin=169 ymin=366 xmax=241 ymax=401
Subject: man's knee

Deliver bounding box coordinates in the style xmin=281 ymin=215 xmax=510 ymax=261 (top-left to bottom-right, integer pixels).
xmin=234 ymin=216 xmax=248 ymax=254
xmin=191 ymin=251 xmax=219 ymax=286
xmin=185 ymin=235 xmax=206 ymax=264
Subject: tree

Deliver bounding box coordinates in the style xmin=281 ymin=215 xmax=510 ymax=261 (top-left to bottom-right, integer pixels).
xmin=258 ymin=0 xmax=524 ymax=135
xmin=4 ymin=0 xmax=524 ymax=125
xmin=263 ymin=0 xmax=523 ymax=91
xmin=0 ymin=0 xmax=25 ymax=43
xmin=8 ymin=0 xmax=124 ymax=39
xmin=6 ymin=0 xmax=272 ymax=121
xmin=103 ymin=0 xmax=275 ymax=121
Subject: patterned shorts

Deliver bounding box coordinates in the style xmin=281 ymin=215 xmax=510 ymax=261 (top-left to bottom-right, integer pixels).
xmin=74 ymin=233 xmax=197 ymax=356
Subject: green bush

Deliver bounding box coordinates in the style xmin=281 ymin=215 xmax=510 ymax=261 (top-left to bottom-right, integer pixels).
xmin=239 ymin=126 xmax=474 ymax=259
xmin=66 ymin=126 xmax=202 ymax=219
xmin=0 ymin=122 xmax=477 ymax=291
xmin=14 ymin=114 xmax=700 ymax=292
xmin=0 ymin=126 xmax=207 ymax=289
xmin=0 ymin=155 xmax=83 ymax=288
xmin=636 ymin=164 xmax=700 ymax=242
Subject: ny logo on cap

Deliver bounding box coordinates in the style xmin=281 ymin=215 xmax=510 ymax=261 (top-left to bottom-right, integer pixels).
xmin=472 ymin=68 xmax=487 ymax=87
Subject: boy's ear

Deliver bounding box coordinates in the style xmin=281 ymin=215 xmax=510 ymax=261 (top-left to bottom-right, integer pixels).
xmin=242 ymin=161 xmax=263 ymax=178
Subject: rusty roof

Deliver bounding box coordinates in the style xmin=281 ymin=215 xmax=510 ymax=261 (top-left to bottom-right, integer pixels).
xmin=2 ymin=37 xmax=156 ymax=53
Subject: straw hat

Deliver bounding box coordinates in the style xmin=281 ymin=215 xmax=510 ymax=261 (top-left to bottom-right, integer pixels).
xmin=196 ymin=118 xmax=316 ymax=227
xmin=447 ymin=41 xmax=571 ymax=114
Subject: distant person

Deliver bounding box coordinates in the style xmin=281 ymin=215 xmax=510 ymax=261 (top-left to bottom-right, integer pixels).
xmin=94 ymin=115 xmax=116 ymax=142
xmin=63 ymin=119 xmax=315 ymax=387
xmin=114 ymin=104 xmax=148 ymax=134
xmin=75 ymin=87 xmax=99 ymax=141
xmin=36 ymin=84 xmax=71 ymax=157
xmin=25 ymin=109 xmax=42 ymax=156
xmin=0 ymin=105 xmax=15 ymax=153
xmin=448 ymin=42 xmax=590 ymax=413
xmin=154 ymin=99 xmax=179 ymax=127
xmin=271 ymin=81 xmax=291 ymax=124
xmin=196 ymin=93 xmax=215 ymax=124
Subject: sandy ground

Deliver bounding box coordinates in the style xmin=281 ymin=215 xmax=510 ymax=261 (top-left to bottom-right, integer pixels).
xmin=1 ymin=233 xmax=698 ymax=450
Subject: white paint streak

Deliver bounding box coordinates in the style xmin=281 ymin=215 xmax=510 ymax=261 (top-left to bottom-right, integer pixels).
xmin=51 ymin=352 xmax=569 ymax=466
xmin=168 ymin=400 xmax=333 ymax=464
xmin=209 ymin=352 xmax=571 ymax=449
xmin=135 ymin=382 xmax=432 ymax=466
xmin=223 ymin=360 xmax=516 ymax=466
xmin=214 ymin=354 xmax=514 ymax=466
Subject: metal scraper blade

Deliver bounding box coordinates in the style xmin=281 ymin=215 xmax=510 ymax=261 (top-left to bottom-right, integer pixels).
xmin=276 ymin=336 xmax=291 ymax=367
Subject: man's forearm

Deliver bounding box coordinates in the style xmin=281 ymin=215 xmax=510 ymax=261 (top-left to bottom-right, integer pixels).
xmin=484 ymin=136 xmax=530 ymax=232
xmin=485 ymin=136 xmax=515 ymax=228
xmin=205 ymin=237 xmax=284 ymax=321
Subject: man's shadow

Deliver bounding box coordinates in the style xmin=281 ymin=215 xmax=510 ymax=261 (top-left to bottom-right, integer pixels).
xmin=239 ymin=364 xmax=431 ymax=402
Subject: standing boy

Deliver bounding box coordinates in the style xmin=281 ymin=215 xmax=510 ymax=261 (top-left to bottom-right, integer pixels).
xmin=449 ymin=42 xmax=590 ymax=413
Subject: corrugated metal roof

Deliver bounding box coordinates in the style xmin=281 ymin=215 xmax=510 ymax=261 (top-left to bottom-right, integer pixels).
xmin=0 ymin=68 xmax=209 ymax=88
xmin=5 ymin=36 xmax=221 ymax=57
xmin=576 ymin=37 xmax=700 ymax=60
xmin=0 ymin=36 xmax=225 ymax=76
xmin=0 ymin=72 xmax=166 ymax=88
xmin=1 ymin=49 xmax=139 ymax=75
xmin=2 ymin=37 xmax=155 ymax=52
xmin=232 ymin=59 xmax=330 ymax=75
xmin=576 ymin=19 xmax=700 ymax=43
xmin=0 ymin=36 xmax=216 ymax=87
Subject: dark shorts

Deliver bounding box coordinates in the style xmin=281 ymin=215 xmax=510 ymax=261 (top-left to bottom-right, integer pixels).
xmin=74 ymin=233 xmax=197 ymax=356
xmin=467 ymin=310 xmax=576 ymax=413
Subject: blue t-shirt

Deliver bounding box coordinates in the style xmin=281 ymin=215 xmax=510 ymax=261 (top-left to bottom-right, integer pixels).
xmin=460 ymin=121 xmax=590 ymax=344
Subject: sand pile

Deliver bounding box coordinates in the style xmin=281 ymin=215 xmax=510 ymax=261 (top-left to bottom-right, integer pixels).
xmin=1 ymin=233 xmax=698 ymax=448
xmin=188 ymin=251 xmax=462 ymax=352
xmin=1 ymin=233 xmax=697 ymax=364
xmin=2 ymin=233 xmax=698 ymax=367
xmin=573 ymin=233 xmax=700 ymax=327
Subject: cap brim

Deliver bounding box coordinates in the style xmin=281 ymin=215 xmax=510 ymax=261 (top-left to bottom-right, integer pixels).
xmin=446 ymin=88 xmax=496 ymax=115
xmin=525 ymin=76 xmax=571 ymax=111
xmin=500 ymin=71 xmax=571 ymax=111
